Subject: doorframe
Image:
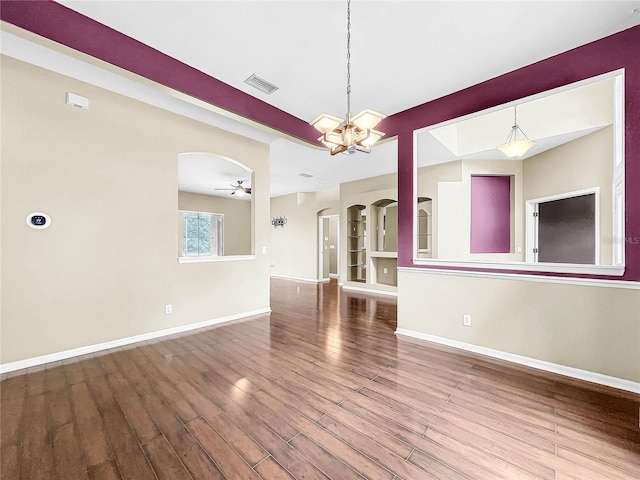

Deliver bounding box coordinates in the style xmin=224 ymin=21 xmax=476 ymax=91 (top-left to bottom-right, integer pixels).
xmin=525 ymin=187 xmax=600 ymax=264
xmin=318 ymin=214 xmax=340 ymax=281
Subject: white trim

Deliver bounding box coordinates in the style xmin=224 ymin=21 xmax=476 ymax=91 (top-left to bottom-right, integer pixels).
xmin=398 ymin=266 xmax=640 ymax=289
xmin=329 ymin=273 xmax=339 ymax=279
xmin=178 ymin=255 xmax=256 ymax=263
xmin=270 ymin=273 xmax=326 ymax=283
xmin=0 ymin=308 xmax=271 ymax=374
xmin=369 ymin=251 xmax=398 ymax=258
xmin=412 ymin=69 xmax=626 ymax=277
xmin=395 ymin=328 xmax=640 ymax=394
xmin=525 ymin=201 xmax=537 ymax=263
xmin=410 ymin=259 xmax=624 ymax=276
xmin=342 ymin=285 xmax=398 ymax=297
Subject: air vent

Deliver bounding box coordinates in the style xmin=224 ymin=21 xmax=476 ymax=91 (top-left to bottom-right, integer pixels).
xmin=244 ymin=74 xmax=279 ymax=95
xmin=299 ymin=173 xmax=314 ymax=178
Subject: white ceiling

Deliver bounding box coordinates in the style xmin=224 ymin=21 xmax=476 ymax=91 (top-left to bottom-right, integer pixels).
xmin=7 ymin=1 xmax=640 ymax=197
xmin=59 ymin=0 xmax=639 ymax=120
xmin=418 ymin=75 xmax=616 ymax=165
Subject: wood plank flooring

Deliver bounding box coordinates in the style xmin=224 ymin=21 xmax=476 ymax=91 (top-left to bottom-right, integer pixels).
xmin=1 ymin=278 xmax=639 ymax=479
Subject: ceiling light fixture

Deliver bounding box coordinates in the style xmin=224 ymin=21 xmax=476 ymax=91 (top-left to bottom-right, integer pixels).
xmin=310 ymin=0 xmax=386 ymax=155
xmin=496 ymin=105 xmax=536 ymax=158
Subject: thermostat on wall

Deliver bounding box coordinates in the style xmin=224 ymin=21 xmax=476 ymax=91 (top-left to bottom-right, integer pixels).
xmin=26 ymin=212 xmax=51 ymax=229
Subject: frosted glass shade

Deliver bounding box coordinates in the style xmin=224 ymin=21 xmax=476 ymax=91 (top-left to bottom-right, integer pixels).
xmin=496 ymin=138 xmax=536 ymax=158
xmin=352 ymin=108 xmax=386 ymax=131
xmin=310 ymin=113 xmax=343 ymax=133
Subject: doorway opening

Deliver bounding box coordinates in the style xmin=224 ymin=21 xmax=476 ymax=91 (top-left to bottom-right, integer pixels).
xmin=318 ymin=215 xmax=339 ymax=281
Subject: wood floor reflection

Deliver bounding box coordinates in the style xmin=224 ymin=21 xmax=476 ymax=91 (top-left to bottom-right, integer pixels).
xmin=1 ymin=278 xmax=638 ymax=479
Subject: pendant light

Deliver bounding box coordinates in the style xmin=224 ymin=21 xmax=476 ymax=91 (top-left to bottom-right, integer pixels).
xmin=496 ymin=105 xmax=536 ymax=158
xmin=310 ymin=0 xmax=386 ymax=155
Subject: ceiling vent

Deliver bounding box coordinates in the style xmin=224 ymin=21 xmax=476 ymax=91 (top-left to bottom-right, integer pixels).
xmin=299 ymin=173 xmax=314 ymax=178
xmin=244 ymin=74 xmax=279 ymax=95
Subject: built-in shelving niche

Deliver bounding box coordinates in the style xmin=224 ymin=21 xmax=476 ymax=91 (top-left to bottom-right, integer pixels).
xmin=347 ymin=204 xmax=367 ymax=283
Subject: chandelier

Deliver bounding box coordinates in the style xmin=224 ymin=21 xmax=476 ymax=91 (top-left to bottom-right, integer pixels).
xmin=310 ymin=0 xmax=386 ymax=155
xmin=496 ymin=105 xmax=536 ymax=158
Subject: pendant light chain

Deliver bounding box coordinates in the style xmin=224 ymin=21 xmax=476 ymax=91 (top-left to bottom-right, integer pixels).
xmin=346 ymin=0 xmax=352 ymax=119
xmin=514 ymin=104 xmax=518 ymax=126
xmin=309 ymin=0 xmax=386 ymax=155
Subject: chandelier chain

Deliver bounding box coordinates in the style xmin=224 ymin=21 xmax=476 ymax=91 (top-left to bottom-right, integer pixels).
xmin=346 ymin=0 xmax=351 ymax=117
xmin=514 ymin=104 xmax=518 ymax=126
xmin=309 ymin=0 xmax=385 ymax=155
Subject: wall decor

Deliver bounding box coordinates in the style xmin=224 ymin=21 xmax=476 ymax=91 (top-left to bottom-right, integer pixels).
xmin=272 ymin=216 xmax=287 ymax=228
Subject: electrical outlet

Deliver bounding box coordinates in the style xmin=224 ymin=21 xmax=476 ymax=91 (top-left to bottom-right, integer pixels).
xmin=463 ymin=314 xmax=471 ymax=326
xmin=383 ymin=267 xmax=388 ymax=274
xmin=165 ymin=304 xmax=173 ymax=315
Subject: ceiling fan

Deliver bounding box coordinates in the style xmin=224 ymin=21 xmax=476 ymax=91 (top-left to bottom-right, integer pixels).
xmin=215 ymin=180 xmax=252 ymax=196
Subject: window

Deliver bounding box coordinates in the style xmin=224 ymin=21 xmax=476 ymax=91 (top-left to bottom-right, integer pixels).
xmin=181 ymin=211 xmax=223 ymax=257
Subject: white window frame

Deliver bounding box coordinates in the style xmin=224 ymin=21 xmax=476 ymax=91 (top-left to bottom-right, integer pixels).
xmin=180 ymin=210 xmax=224 ymax=258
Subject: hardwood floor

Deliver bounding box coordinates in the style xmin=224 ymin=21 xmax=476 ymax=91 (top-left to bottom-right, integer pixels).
xmin=1 ymin=278 xmax=639 ymax=479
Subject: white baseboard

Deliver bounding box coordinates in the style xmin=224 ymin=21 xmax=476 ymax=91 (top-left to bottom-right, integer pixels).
xmin=0 ymin=308 xmax=271 ymax=374
xmin=395 ymin=328 xmax=640 ymax=394
xmin=270 ymin=273 xmax=325 ymax=283
xmin=329 ymin=273 xmax=339 ymax=279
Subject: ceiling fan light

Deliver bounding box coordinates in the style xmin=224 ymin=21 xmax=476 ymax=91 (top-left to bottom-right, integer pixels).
xmin=310 ymin=113 xmax=343 ymax=133
xmin=351 ymin=109 xmax=386 ymax=131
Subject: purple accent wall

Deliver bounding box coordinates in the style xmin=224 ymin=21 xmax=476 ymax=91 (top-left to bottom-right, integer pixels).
xmin=0 ymin=0 xmax=321 ymax=145
xmin=470 ymin=176 xmax=511 ymax=254
xmin=1 ymin=2 xmax=638 ymax=280
xmin=389 ymin=25 xmax=640 ymax=281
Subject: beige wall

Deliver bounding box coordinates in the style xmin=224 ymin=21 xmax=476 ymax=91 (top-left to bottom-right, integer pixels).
xmin=406 ymin=128 xmax=636 ymax=384
xmin=524 ymin=127 xmax=613 ymax=264
xmin=270 ymin=190 xmax=340 ymax=280
xmin=178 ymin=191 xmax=251 ymax=255
xmin=384 ymin=205 xmax=398 ymax=252
xmin=398 ymin=270 xmax=640 ymax=383
xmin=1 ymin=57 xmax=271 ymax=364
